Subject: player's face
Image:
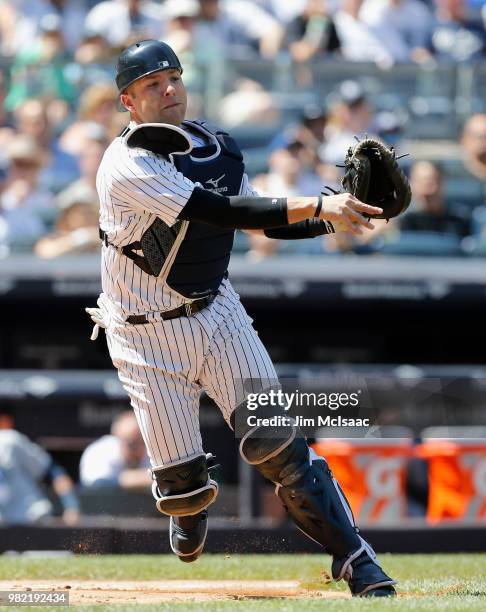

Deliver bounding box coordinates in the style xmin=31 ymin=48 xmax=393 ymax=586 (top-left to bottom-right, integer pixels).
xmin=122 ymin=69 xmax=187 ymax=126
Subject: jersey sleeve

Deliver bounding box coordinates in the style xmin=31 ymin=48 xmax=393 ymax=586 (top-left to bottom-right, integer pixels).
xmin=112 ymin=150 xmax=197 ymax=227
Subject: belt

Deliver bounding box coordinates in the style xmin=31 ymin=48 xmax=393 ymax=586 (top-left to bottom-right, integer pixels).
xmin=126 ymin=294 xmax=216 ymax=325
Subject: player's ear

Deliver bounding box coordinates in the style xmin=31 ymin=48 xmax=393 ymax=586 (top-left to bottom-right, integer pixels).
xmin=120 ymin=91 xmax=135 ymax=114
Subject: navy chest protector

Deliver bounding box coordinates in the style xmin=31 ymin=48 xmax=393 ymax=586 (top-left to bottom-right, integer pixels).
xmin=121 ymin=120 xmax=244 ymax=299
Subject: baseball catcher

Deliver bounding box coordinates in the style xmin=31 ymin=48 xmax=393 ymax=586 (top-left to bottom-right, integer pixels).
xmin=85 ymin=39 xmax=407 ymax=598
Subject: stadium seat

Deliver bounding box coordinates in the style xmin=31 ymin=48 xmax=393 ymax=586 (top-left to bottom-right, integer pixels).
xmin=470 ymin=205 xmax=486 ymax=235
xmin=445 ymin=177 xmax=485 ymax=206
xmin=232 ymin=231 xmax=250 ymax=254
xmin=461 ymin=236 xmax=486 ymax=257
xmin=381 ymin=232 xmax=464 ymax=256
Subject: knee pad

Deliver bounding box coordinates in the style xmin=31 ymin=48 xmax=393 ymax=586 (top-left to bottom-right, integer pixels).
xmin=236 ymin=401 xmax=308 ymax=485
xmin=233 ymin=398 xmax=298 ymax=468
xmin=151 ymin=453 xmax=218 ymax=517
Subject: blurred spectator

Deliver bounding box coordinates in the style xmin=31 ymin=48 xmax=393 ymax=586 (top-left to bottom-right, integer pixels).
xmin=219 ymin=78 xmax=281 ymax=128
xmin=35 ymin=130 xmax=102 ymax=258
xmin=253 ymin=0 xmax=308 ymax=25
xmin=0 ymin=70 xmax=11 ymax=129
xmin=271 ymin=104 xmax=336 ymax=182
xmin=163 ymin=0 xmax=202 ymax=89
xmin=245 ymin=230 xmax=280 ymax=260
xmin=373 ymin=110 xmax=406 ymax=149
xmin=14 ymin=98 xmax=80 ymax=193
xmin=75 ymin=29 xmax=113 ymax=66
xmin=253 ymin=145 xmax=322 ymax=197
xmin=57 ymin=129 xmax=106 ymax=208
xmin=72 ymin=30 xmax=116 ymax=88
xmin=194 ymin=0 xmax=284 ymax=60
xmin=285 ymin=0 xmax=341 ymax=64
xmin=84 ymin=0 xmax=165 ymax=49
xmin=80 ymin=411 xmax=151 ymax=491
xmin=34 ymin=198 xmax=100 ymax=258
xmin=333 ymin=0 xmax=395 ymax=66
xmin=59 ymin=82 xmax=117 ymax=156
xmin=295 ymin=104 xmax=329 ymax=153
xmin=461 ymin=113 xmax=486 ymax=182
xmin=430 ymin=0 xmax=486 ymax=62
xmin=5 ymin=14 xmax=76 ymax=112
xmin=319 ymin=80 xmax=377 ymax=165
xmin=77 ymin=81 xmax=118 ymax=128
xmin=361 ymin=0 xmax=434 ymax=63
xmin=275 ymin=99 xmax=359 ymax=193
xmin=0 ymin=71 xmax=12 ymax=188
xmin=0 ymin=135 xmax=56 ymax=251
xmin=0 ymin=409 xmax=80 ymax=525
xmin=399 ymin=160 xmax=470 ymax=236
xmin=247 ymin=144 xmax=323 ymax=258
xmin=105 ymin=108 xmax=133 ymax=143
xmin=0 ymin=0 xmax=88 ymax=56
xmin=164 ymin=0 xmax=200 ymax=55
xmin=0 ymin=1 xmax=17 ymax=56
xmin=321 ymin=215 xmax=396 ymax=255
xmin=36 ymin=127 xmax=104 ymax=257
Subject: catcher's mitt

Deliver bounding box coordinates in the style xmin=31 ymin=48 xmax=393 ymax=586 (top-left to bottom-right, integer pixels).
xmin=341 ymin=138 xmax=411 ymax=221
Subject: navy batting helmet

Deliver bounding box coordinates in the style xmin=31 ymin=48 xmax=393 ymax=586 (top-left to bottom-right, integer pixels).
xmin=115 ymin=39 xmax=183 ymax=95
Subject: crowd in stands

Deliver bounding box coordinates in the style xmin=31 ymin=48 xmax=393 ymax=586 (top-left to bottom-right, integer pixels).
xmin=0 ymin=408 xmax=80 ymax=525
xmin=0 ymin=407 xmax=151 ymax=525
xmin=5 ymin=404 xmax=486 ymax=526
xmin=79 ymin=411 xmax=151 ymax=490
xmin=0 ymin=0 xmax=485 ymax=258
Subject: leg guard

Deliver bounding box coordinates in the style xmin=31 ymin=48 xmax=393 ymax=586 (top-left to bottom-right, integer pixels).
xmin=240 ymin=430 xmax=396 ymax=596
xmin=152 ymin=453 xmax=218 ymax=517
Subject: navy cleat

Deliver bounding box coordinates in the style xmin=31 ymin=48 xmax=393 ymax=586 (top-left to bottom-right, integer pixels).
xmin=332 ymin=550 xmax=396 ymax=597
xmin=363 ymin=586 xmax=397 ymax=597
xmin=169 ymin=511 xmax=208 ymax=563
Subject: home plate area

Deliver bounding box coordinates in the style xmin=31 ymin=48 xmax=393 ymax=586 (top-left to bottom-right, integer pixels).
xmin=0 ymin=580 xmax=348 ymax=604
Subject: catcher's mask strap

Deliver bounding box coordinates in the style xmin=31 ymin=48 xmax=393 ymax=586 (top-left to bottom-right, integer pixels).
xmin=314 ymin=195 xmax=323 ymax=218
xmin=125 ymin=123 xmax=193 ymax=157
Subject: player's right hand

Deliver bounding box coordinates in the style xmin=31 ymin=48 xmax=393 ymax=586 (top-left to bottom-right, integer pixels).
xmin=85 ymin=293 xmax=110 ymax=340
xmin=319 ymin=193 xmax=383 ymax=235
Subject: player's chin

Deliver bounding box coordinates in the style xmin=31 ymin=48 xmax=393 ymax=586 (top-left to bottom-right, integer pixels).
xmin=158 ymin=104 xmax=185 ymax=126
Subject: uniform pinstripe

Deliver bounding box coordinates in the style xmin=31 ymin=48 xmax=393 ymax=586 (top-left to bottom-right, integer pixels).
xmin=97 ymin=124 xmax=276 ymax=469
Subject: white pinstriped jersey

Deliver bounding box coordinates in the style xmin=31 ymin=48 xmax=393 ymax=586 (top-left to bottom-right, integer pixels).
xmin=97 ymin=122 xmax=258 ymax=318
xmin=96 ymin=119 xmax=278 ymax=468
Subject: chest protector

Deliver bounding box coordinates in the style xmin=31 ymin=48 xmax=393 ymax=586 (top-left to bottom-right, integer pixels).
xmin=129 ymin=120 xmax=244 ymax=299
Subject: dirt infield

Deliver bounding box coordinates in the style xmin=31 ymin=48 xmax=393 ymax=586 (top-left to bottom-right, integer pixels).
xmin=0 ymin=580 xmax=348 ymax=604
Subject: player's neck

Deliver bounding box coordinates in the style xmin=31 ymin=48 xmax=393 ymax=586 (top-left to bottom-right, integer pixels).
xmin=130 ymin=113 xmax=183 ymax=128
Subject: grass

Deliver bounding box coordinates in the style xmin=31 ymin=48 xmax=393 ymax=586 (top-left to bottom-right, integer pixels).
xmin=0 ymin=553 xmax=485 ymax=610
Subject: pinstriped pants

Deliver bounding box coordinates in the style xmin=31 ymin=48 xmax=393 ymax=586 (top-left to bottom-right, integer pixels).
xmin=105 ymin=280 xmax=278 ymax=468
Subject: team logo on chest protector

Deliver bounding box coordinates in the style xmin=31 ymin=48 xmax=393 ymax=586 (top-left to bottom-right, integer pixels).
xmin=205 ymin=174 xmax=227 ymax=193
